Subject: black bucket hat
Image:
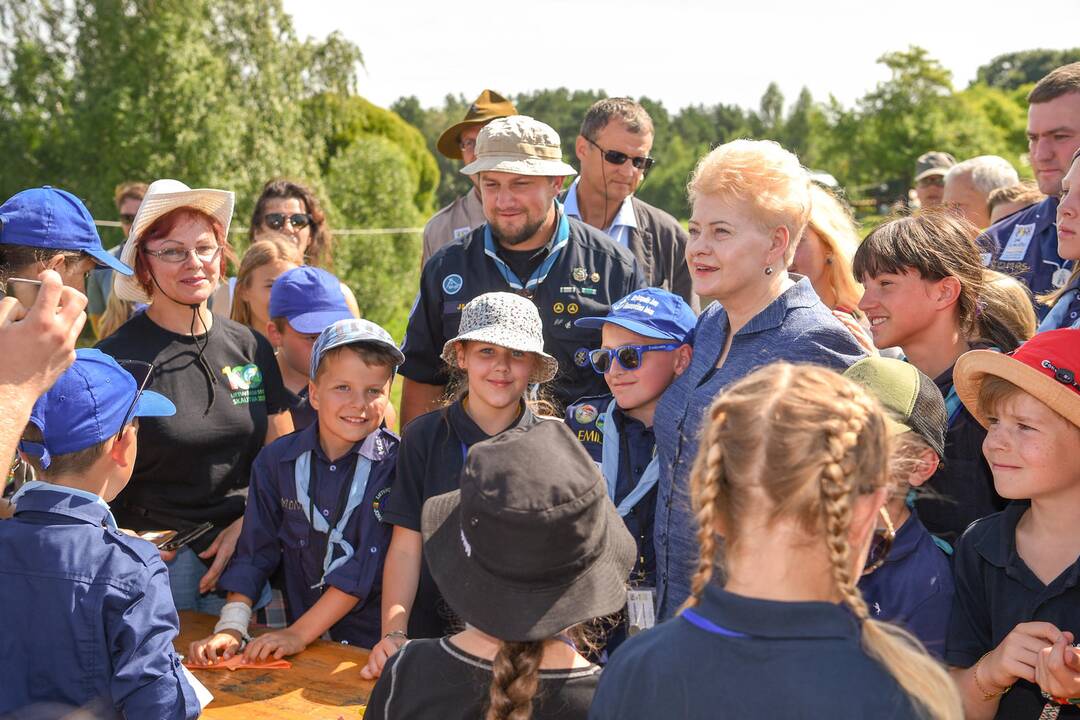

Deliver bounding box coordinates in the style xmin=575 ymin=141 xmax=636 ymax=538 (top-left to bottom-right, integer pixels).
xmin=421 ymin=420 xmax=636 ymax=642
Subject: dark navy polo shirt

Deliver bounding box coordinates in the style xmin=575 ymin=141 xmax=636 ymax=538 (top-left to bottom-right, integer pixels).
xmin=399 ymin=206 xmax=645 ymax=412
xmin=589 ymin=584 xmax=918 ymax=719
xmin=380 ymin=398 xmax=540 ymax=638
xmin=0 ymin=488 xmax=198 ymax=718
xmin=947 ymin=502 xmax=1080 ymax=718
xmin=218 ymin=424 xmax=398 ymax=648
xmin=858 ymin=510 xmax=955 ymax=658
xmin=983 ymin=196 xmax=1069 ymax=319
xmin=565 ymin=394 xmax=657 ymax=586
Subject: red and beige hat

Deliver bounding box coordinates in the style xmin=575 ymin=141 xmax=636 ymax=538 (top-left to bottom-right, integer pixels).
xmin=954 ymin=329 xmax=1080 ymax=429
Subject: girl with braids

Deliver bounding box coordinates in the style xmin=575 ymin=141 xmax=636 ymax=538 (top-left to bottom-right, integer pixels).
xmin=854 ymin=210 xmax=1024 ymax=544
xmin=590 ymin=363 xmax=963 ymax=720
xmin=366 ymin=421 xmax=635 ymax=720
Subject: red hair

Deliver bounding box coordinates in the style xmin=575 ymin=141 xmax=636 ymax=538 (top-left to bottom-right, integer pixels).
xmin=134 ymin=208 xmax=234 ymax=298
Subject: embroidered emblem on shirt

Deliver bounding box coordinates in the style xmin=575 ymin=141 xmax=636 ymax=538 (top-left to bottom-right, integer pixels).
xmin=574 ymin=348 xmax=590 ymax=368
xmin=572 ymin=267 xmax=587 ymax=282
xmin=590 ymin=272 xmax=600 ymax=283
xmin=567 ymin=303 xmax=580 ymax=315
xmin=452 ymin=227 xmax=471 ymax=241
xmin=442 ymin=274 xmax=464 ymax=295
xmin=372 ymin=486 xmax=391 ymax=522
xmin=221 ymin=363 xmax=265 ymax=405
xmin=574 ymin=404 xmax=598 ymax=424
xmin=553 ymin=302 xmax=565 ymax=314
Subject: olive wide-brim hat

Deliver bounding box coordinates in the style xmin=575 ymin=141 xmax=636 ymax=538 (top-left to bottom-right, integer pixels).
xmin=460 ymin=115 xmax=578 ymax=178
xmin=436 ymin=89 xmax=517 ymax=160
xmin=421 ymin=421 xmax=637 ymax=642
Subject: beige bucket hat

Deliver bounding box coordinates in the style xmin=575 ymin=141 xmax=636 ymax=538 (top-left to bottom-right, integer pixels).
xmin=460 ymin=115 xmax=577 ymax=178
xmin=114 ymin=179 xmax=235 ymax=303
xmin=441 ymin=292 xmax=558 ymax=383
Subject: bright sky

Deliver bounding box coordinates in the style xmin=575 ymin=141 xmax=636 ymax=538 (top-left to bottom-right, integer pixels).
xmin=284 ymin=0 xmax=1080 ymax=114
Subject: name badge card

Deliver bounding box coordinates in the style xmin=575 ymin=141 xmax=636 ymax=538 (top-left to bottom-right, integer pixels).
xmin=627 ymin=588 xmax=656 ymax=635
xmin=999 ymin=223 xmax=1036 ymax=262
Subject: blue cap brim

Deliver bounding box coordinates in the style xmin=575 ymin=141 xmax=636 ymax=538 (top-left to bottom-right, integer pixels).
xmin=574 ymin=316 xmax=683 ymax=342
xmin=288 ymin=309 xmax=356 ymax=335
xmin=87 ymin=247 xmax=134 ymax=276
xmin=133 ymin=389 xmax=176 ymax=418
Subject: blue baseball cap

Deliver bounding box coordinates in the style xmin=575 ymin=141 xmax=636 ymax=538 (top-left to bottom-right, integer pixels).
xmin=0 ymin=187 xmax=133 ymax=275
xmin=19 ymin=349 xmax=175 ymax=469
xmin=310 ymin=318 xmax=405 ymax=380
xmin=574 ymin=287 xmax=697 ymax=343
xmin=269 ymin=266 xmax=353 ymax=334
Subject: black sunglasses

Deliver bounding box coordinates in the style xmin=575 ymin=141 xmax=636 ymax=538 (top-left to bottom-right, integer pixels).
xmin=589 ymin=343 xmax=680 ymax=375
xmin=263 ymin=212 xmax=312 ymax=231
xmin=115 ymin=360 xmax=154 ymax=441
xmin=862 ymin=507 xmax=896 ymax=576
xmin=585 ymin=136 xmax=656 ymax=172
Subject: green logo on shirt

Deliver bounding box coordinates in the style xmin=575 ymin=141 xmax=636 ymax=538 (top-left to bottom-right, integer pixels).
xmin=221 ymin=363 xmax=265 ymax=405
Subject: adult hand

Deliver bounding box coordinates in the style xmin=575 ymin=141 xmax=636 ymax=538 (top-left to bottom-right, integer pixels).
xmin=832 ymin=310 xmax=877 ymax=356
xmin=242 ymin=628 xmax=307 ymax=662
xmin=360 ymin=634 xmax=407 ymax=680
xmin=1036 ymin=632 xmax=1080 ymax=700
xmin=188 ymin=630 xmax=242 ymax=666
xmin=197 ymin=516 xmax=243 ymax=594
xmin=981 ymin=622 xmax=1063 ymax=689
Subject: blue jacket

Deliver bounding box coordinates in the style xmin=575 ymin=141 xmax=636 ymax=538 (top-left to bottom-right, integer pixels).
xmin=0 ymin=487 xmax=198 ymax=718
xmin=983 ymin=196 xmax=1069 ymax=319
xmin=218 ymin=423 xmax=398 ymax=648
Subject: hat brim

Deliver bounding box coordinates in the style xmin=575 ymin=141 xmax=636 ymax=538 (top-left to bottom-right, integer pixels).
xmin=133 ymin=389 xmax=176 ymax=418
xmin=573 ymin=316 xmax=684 ymax=342
xmin=319 ymin=335 xmax=406 ymax=368
xmin=441 ymin=333 xmax=558 ymax=384
xmin=288 ymin=309 xmax=356 ymax=335
xmin=460 ymin=155 xmax=578 ymax=178
xmin=914 ymin=168 xmax=949 ymax=182
xmin=421 ymin=488 xmax=636 ymax=642
xmin=86 ymin=246 xmax=134 ymax=276
xmin=955 ymin=350 xmax=1080 ymax=429
xmin=437 ymin=120 xmax=488 ymax=161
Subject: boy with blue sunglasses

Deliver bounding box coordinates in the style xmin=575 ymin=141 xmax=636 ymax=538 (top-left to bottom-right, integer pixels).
xmin=565 ymin=288 xmax=695 ymax=639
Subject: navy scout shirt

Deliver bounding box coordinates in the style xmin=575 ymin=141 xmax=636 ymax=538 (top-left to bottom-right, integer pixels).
xmin=983 ymin=196 xmax=1070 ymax=319
xmin=218 ymin=424 xmax=398 ymax=648
xmin=947 ymin=503 xmax=1080 ymax=719
xmin=0 ymin=487 xmax=198 ymax=719
xmin=589 ymin=584 xmax=918 ymax=719
xmin=399 ymin=204 xmax=645 ymax=412
xmin=565 ymin=394 xmax=657 ymax=586
xmin=380 ymin=398 xmax=540 ymax=638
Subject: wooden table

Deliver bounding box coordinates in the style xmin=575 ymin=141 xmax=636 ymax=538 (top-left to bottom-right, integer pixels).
xmin=175 ymin=611 xmax=375 ymax=718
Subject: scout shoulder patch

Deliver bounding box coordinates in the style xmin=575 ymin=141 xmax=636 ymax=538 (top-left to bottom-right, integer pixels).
xmin=574 ymin=404 xmax=598 ymax=425
xmin=442 ymin=274 xmax=463 ymax=295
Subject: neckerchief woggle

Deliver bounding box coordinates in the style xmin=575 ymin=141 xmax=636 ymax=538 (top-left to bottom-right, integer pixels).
xmin=483 ymin=202 xmax=569 ymax=293
xmin=600 ymin=402 xmax=660 ymax=516
xmin=294 ymin=450 xmax=372 ymax=589
xmin=10 ymin=480 xmax=119 ymax=531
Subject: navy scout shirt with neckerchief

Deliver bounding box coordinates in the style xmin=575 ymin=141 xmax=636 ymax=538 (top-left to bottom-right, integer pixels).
xmin=218 ymin=423 xmax=399 ymax=648
xmin=399 ymin=203 xmax=645 ymax=412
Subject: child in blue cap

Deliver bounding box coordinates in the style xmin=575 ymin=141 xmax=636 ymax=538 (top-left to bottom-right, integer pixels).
xmin=267 ymin=266 xmax=356 ymax=431
xmin=0 ymin=349 xmax=201 ymax=719
xmin=188 ymin=318 xmax=403 ymax=664
xmin=565 ymin=287 xmax=695 ymax=640
xmin=0 ymin=186 xmax=133 ymax=298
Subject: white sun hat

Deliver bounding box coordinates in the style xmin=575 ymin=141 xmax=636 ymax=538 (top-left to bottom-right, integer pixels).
xmin=441 ymin=292 xmax=559 ymax=383
xmin=113 ymin=179 xmax=235 ymax=303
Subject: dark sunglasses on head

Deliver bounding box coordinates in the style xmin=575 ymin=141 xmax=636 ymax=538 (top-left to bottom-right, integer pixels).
xmin=862 ymin=506 xmax=896 ymax=576
xmin=115 ymin=360 xmax=154 ymax=441
xmin=263 ymin=212 xmax=312 ymax=231
xmin=589 ymin=342 xmax=680 ymax=375
xmin=585 ymin=136 xmax=656 ymax=172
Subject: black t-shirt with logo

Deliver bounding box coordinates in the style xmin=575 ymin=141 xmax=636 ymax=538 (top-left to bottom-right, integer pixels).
xmin=96 ymin=312 xmax=289 ymax=550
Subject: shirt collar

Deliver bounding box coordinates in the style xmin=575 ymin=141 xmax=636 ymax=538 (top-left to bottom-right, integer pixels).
xmin=563 ymin=178 xmax=637 ymax=235
xmin=12 ymin=482 xmax=116 ymax=529
xmin=611 ymin=401 xmax=652 ymax=435
xmin=450 ymin=396 xmax=535 ymax=447
xmin=692 ymin=583 xmax=861 ymax=641
xmin=280 ymin=422 xmax=394 ymax=463
xmin=974 ymin=502 xmax=1027 ymax=569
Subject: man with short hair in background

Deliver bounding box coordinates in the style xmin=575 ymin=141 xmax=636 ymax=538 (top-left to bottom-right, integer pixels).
xmin=420 ymin=90 xmax=516 ymax=267
xmin=943 ymin=155 xmax=1019 ymax=229
xmin=87 ymin=181 xmax=146 ymax=337
xmin=912 ymin=151 xmax=955 ymax=208
xmin=565 ymin=98 xmax=696 ymax=309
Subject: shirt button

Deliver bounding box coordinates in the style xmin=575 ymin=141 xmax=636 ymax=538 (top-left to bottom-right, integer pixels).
xmin=634 ymin=466 xmax=643 ymax=474
xmin=1071 ymin=312 xmax=1078 ymax=319
xmin=370 ymin=546 xmax=378 ymax=554
xmin=330 ymin=464 xmax=337 ymax=471
xmin=323 ymin=509 xmax=330 ymax=517
xmin=299 ymin=539 xmax=306 ymax=547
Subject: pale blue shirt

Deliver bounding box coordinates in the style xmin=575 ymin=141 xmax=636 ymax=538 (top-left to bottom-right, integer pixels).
xmin=562 ymin=178 xmax=637 ymax=249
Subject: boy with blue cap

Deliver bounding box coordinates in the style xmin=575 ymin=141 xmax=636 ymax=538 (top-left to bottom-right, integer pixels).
xmin=267 ymin=266 xmax=355 ymax=430
xmin=0 ymin=349 xmax=201 ymax=718
xmin=0 ymin=186 xmax=133 ymax=298
xmin=565 ymin=287 xmax=695 ymax=639
xmin=189 ymin=318 xmax=403 ymax=664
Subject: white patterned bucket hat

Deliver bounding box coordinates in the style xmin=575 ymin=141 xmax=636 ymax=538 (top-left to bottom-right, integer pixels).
xmin=441 ymin=292 xmax=558 ymax=383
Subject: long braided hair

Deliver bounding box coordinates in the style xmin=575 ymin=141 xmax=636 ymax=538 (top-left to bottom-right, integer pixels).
xmin=682 ymin=363 xmax=962 ymax=720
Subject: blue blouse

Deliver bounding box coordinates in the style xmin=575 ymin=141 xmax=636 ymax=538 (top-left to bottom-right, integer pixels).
xmin=653 ymin=277 xmax=866 ymax=618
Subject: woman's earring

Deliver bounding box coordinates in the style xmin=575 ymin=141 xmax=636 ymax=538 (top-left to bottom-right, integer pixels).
xmin=825 ymin=256 xmax=834 ymax=265
xmin=764 ymin=266 xmax=774 ymax=275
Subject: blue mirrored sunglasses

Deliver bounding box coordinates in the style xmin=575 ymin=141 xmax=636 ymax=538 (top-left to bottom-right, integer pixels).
xmin=589 ymin=343 xmax=680 ymax=375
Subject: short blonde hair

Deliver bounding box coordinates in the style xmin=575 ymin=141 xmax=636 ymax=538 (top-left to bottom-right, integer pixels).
xmin=805 ymin=184 xmax=863 ymax=311
xmin=687 ymin=139 xmax=811 ymax=263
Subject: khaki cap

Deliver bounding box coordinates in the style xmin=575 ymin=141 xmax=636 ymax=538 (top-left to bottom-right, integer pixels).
xmin=460 ymin=115 xmax=577 ymax=178
xmin=914 ymin=151 xmax=956 ymax=182
xmin=436 ymin=90 xmax=517 ymax=160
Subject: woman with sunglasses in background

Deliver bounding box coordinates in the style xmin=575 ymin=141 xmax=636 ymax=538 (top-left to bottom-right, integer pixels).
xmin=97 ymin=179 xmax=293 ymax=615
xmin=651 ymin=140 xmax=866 ymax=622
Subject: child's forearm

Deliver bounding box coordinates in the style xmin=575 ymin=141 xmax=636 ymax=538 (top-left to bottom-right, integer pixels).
xmin=225 ymin=592 xmax=254 ymax=607
xmin=381 ymin=527 xmax=423 ymax=635
xmin=950 ymin=666 xmax=1003 ymax=720
xmin=290 ymin=587 xmax=360 ymax=645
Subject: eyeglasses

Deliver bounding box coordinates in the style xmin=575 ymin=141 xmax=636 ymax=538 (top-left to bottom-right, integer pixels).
xmin=119 ymin=213 xmax=136 ymax=225
xmin=589 ymin=342 xmax=680 ymax=374
xmin=263 ymin=212 xmax=312 ymax=231
xmin=142 ymin=245 xmax=223 ymax=264
xmin=862 ymin=506 xmax=896 ymax=575
xmin=458 ymin=137 xmax=476 ymax=152
xmin=115 ymin=360 xmax=154 ymax=441
xmin=585 ymin=136 xmax=656 ymax=172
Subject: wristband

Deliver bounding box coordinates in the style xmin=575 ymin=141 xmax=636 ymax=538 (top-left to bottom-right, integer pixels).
xmin=384 ymin=630 xmax=408 ymax=645
xmin=214 ymin=601 xmax=253 ymax=641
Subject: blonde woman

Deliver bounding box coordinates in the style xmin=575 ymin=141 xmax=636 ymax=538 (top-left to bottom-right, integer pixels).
xmin=591 ymin=364 xmax=962 ymax=720
xmin=229 ymin=238 xmax=302 ymax=339
xmin=791 ymin=183 xmax=863 ymax=314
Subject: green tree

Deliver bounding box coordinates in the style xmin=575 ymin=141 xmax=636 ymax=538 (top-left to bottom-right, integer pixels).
xmin=975 ymin=49 xmax=1080 ymax=90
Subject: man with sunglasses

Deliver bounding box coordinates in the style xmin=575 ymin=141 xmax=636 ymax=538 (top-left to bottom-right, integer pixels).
xmin=87 ymin=181 xmax=147 ymax=338
xmin=564 ymin=287 xmax=695 ymax=645
xmin=421 ymin=89 xmax=517 ymax=267
xmin=565 ymin=99 xmax=696 ymax=309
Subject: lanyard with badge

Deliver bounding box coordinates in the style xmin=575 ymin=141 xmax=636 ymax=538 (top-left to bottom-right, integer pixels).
xmin=483 ymin=205 xmax=570 ymax=297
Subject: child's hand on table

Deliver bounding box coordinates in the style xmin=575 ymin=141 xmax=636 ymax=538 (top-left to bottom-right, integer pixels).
xmin=243 ymin=627 xmax=308 ymax=662
xmin=188 ymin=630 xmax=242 ymax=666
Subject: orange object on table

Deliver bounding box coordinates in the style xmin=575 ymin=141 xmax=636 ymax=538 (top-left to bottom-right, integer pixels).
xmin=175 ymin=611 xmax=375 ymax=718
xmin=184 ymin=654 xmax=292 ymax=671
